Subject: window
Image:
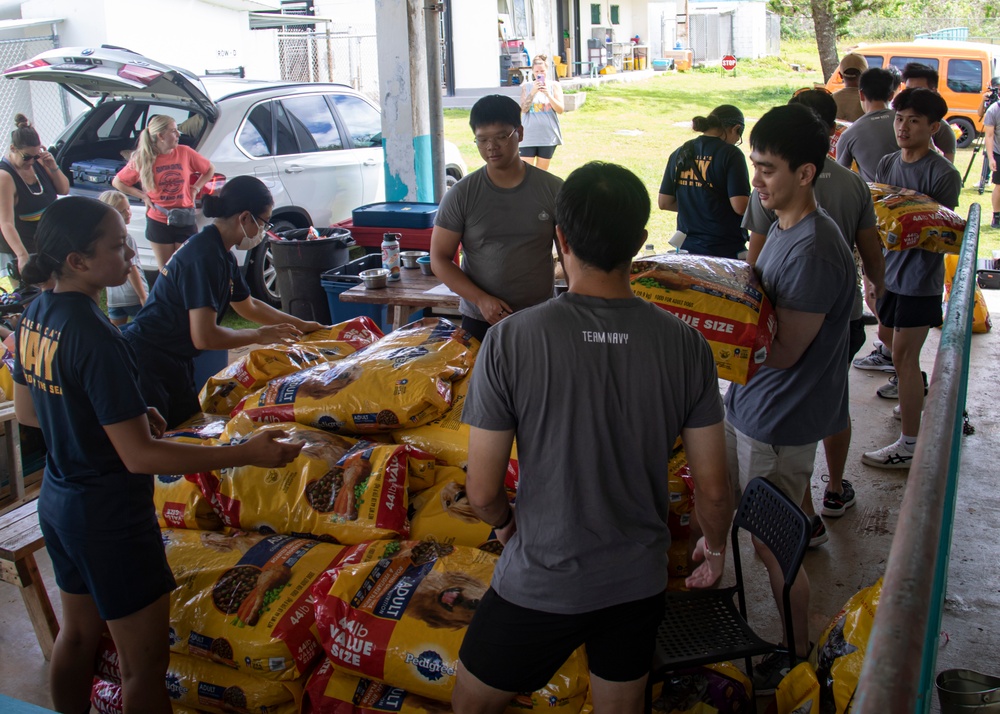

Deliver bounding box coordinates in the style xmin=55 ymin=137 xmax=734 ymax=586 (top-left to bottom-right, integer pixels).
xmin=863 ymin=55 xmax=884 ymax=69
xmin=95 ymin=106 xmax=127 ymax=139
xmin=947 ymin=59 xmax=983 ymax=93
xmin=238 ymin=102 xmax=273 ymax=157
xmin=611 ymin=5 xmax=620 ymax=24
xmin=889 ymin=56 xmax=938 ymax=73
xmin=330 ymin=95 xmax=382 ymax=148
xmin=279 ymin=95 xmax=343 ymax=153
xmin=273 ymin=102 xmax=298 ymax=156
xmin=591 ymin=4 xmax=600 ymax=24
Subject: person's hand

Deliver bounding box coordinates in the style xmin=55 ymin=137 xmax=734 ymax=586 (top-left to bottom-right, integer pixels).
xmin=256 ymin=322 xmax=303 ymax=344
xmin=298 ymin=320 xmax=326 ymax=333
xmin=475 ymin=295 xmax=513 ymax=325
xmin=534 ymin=79 xmax=549 ymax=97
xmin=146 ymin=407 xmax=167 ymax=439
xmin=684 ymin=537 xmax=725 ymax=589
xmin=991 ymin=155 xmax=997 ymax=173
xmin=15 ymin=251 xmax=29 ymax=275
xmin=495 ymin=507 xmax=517 ymax=545
xmin=871 ymin=279 xmax=886 ymax=300
xmin=37 ymin=149 xmax=58 ymax=173
xmin=142 ymin=194 xmax=154 ymax=213
xmin=241 ymin=430 xmax=305 ymax=468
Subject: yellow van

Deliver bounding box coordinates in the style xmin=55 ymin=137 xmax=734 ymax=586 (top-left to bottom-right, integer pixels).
xmin=825 ymin=41 xmax=1000 ymax=148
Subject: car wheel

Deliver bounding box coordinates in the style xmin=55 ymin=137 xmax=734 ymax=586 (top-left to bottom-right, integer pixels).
xmin=247 ymin=219 xmax=296 ymax=306
xmin=950 ymin=117 xmax=975 ymax=150
xmin=445 ymin=172 xmax=459 ymax=190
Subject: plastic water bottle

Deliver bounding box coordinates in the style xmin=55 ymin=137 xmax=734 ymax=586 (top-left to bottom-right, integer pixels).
xmin=382 ymin=232 xmax=401 ymax=282
xmin=644 ymin=244 xmax=656 ymax=257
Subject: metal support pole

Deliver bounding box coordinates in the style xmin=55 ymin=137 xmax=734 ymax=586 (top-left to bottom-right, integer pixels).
xmin=425 ymin=1 xmax=446 ymax=202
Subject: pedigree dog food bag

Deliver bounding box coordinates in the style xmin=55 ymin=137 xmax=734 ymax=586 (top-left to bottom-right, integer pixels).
xmin=631 ymin=256 xmax=776 ymax=384
xmin=667 ymin=445 xmax=695 ymax=578
xmin=409 ymin=468 xmax=501 ymax=552
xmin=869 ymin=183 xmax=965 ymax=253
xmin=236 ymin=318 xmax=477 ymax=434
xmin=199 ymin=419 xmax=418 ymax=544
xmin=163 ymin=528 xmax=345 ymax=681
xmin=154 ymin=415 xmax=231 ymax=531
xmin=312 ymin=542 xmax=588 ymax=703
xmin=200 ymin=318 xmax=384 ymax=416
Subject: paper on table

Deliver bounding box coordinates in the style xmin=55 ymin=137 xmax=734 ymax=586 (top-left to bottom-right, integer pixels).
xmin=423 ymin=283 xmax=459 ymax=297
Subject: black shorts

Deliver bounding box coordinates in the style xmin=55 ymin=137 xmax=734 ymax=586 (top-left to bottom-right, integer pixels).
xmin=847 ymin=318 xmax=867 ymax=362
xmin=461 ymin=315 xmax=491 ymax=343
xmin=876 ymin=290 xmax=943 ymax=329
xmin=146 ymin=216 xmax=197 ymax=245
xmin=40 ymin=515 xmax=176 ymax=621
xmin=123 ymin=330 xmax=200 ymax=429
xmin=519 ymin=146 xmax=557 ymax=160
xmin=459 ymin=587 xmax=663 ymax=693
xmin=993 ymin=154 xmax=1000 ymax=185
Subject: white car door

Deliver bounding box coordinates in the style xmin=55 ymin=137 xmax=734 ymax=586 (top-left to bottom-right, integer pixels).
xmin=273 ymin=94 xmax=362 ymax=228
xmin=329 ymin=93 xmax=385 ymax=205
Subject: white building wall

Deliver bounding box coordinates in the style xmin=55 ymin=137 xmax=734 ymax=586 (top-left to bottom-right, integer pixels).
xmin=732 ymin=2 xmax=766 ymax=58
xmin=647 ymin=1 xmax=678 ymax=57
xmin=451 ymin=0 xmax=497 ymax=89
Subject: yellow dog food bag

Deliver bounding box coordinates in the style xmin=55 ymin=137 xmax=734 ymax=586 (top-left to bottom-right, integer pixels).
xmin=203 ymin=418 xmax=420 ymax=544
xmin=154 ymin=416 xmax=231 ymax=531
xmin=776 ymin=661 xmax=822 ymax=714
xmin=312 ymin=541 xmax=588 ymax=703
xmin=163 ymin=528 xmax=346 ymax=681
xmin=236 ymin=318 xmax=477 ymax=434
xmin=630 ymin=256 xmax=776 ymax=385
xmin=869 ymin=183 xmax=965 ymax=253
xmin=409 ymin=468 xmax=500 ymax=551
xmin=200 ymin=318 xmax=384 ymax=416
xmin=944 ymin=254 xmax=993 ymax=333
xmin=667 ymin=445 xmax=695 ymax=578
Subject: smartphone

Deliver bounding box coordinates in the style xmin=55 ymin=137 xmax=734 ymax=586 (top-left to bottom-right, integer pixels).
xmin=537 ymin=73 xmax=546 ymax=86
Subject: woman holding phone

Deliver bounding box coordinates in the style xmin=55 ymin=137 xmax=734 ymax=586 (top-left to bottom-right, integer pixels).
xmin=519 ymin=54 xmax=564 ymax=171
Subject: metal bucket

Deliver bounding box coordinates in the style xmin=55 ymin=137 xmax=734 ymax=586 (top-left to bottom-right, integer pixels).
xmin=936 ymin=669 xmax=1000 ymax=713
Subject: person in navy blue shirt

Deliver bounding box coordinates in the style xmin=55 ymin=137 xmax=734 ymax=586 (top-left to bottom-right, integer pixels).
xmin=13 ymin=196 xmax=304 ymax=714
xmin=125 ymin=176 xmax=324 ymax=427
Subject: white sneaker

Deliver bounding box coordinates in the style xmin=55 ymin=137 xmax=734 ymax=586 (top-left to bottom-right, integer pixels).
xmin=862 ymin=442 xmax=913 ymax=469
xmin=853 ymin=344 xmax=895 ymax=372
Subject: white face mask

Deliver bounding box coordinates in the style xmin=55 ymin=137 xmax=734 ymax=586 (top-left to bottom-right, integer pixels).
xmin=238 ymin=214 xmax=268 ymax=251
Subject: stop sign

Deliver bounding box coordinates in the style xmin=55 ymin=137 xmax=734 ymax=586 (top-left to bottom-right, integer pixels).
xmin=722 ymin=55 xmax=737 ymax=71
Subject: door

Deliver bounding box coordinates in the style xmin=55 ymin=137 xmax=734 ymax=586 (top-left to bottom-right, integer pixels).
xmin=274 ymin=94 xmax=363 ymax=227
xmin=329 ymin=93 xmax=385 ymax=204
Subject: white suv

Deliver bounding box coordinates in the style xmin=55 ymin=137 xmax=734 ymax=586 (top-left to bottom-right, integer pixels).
xmin=4 ymin=46 xmax=466 ymax=304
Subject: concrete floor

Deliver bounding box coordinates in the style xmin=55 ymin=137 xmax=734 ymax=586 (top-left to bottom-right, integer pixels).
xmin=1 ymin=293 xmax=999 ymax=713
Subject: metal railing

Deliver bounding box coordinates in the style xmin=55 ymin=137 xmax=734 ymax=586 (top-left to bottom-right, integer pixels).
xmin=854 ymin=204 xmax=980 ymax=713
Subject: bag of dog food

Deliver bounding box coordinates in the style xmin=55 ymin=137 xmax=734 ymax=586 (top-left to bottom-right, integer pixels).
xmin=631 ymin=256 xmax=776 ymax=384
xmin=201 ymin=418 xmax=420 ymax=544
xmin=408 ymin=468 xmax=501 ymax=552
xmin=91 ymin=644 xmax=301 ymax=714
xmin=869 ymin=183 xmax=965 ymax=253
xmin=776 ymin=661 xmax=822 ymax=714
xmin=236 ymin=318 xmax=477 ymax=434
xmin=153 ymin=416 xmax=230 ymax=531
xmin=391 ymin=375 xmax=520 ymax=496
xmin=829 ymin=119 xmax=851 ymax=159
xmin=667 ymin=446 xmax=695 ymax=578
xmin=812 ymin=578 xmax=882 ymax=713
xmin=200 ymin=318 xmax=384 ymax=416
xmin=312 ymin=541 xmax=588 ymax=703
xmin=944 ymin=254 xmax=993 ymax=334
xmin=650 ymin=662 xmax=752 ymax=713
xmin=164 ymin=528 xmax=345 ymax=681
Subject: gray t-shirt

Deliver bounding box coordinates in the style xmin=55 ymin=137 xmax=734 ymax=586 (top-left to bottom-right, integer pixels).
xmin=743 ymin=157 xmax=874 ymax=320
xmin=985 ymin=102 xmax=1000 ymax=153
xmin=726 ymin=209 xmax=855 ymax=445
xmin=933 ymin=118 xmax=957 ymax=158
xmin=435 ymin=164 xmax=563 ymax=320
xmin=875 ymin=150 xmax=961 ymax=297
xmin=520 ymin=83 xmax=563 ymax=148
xmin=836 ymin=108 xmax=899 ymax=183
xmin=463 ymin=293 xmax=724 ymax=613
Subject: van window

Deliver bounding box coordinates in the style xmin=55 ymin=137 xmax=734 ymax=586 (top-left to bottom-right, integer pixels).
xmin=947 ymin=59 xmax=983 ymax=93
xmin=864 ymin=55 xmax=884 ymax=69
xmin=890 ymin=57 xmax=938 ymax=73
xmin=330 ymin=95 xmax=381 ymax=149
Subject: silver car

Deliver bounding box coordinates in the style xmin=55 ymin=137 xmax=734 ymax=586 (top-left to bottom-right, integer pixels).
xmin=4 ymin=45 xmax=466 ymax=303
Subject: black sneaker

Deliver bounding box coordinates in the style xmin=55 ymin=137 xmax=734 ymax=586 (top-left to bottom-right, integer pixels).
xmin=821 ymin=479 xmax=856 ymax=518
xmin=808 ymin=514 xmax=829 ymax=548
xmin=993 ymin=213 xmax=1000 ymax=229
xmin=753 ymin=650 xmax=805 ymax=696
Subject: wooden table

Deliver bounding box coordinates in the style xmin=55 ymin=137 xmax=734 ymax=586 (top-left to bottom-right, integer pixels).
xmin=339 ymin=267 xmax=460 ymax=331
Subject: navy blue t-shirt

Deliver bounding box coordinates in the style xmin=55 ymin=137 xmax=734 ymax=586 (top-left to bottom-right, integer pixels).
xmin=13 ymin=291 xmax=151 ymax=534
xmin=659 ymin=135 xmax=750 ymax=258
xmin=126 ymin=224 xmax=251 ymax=359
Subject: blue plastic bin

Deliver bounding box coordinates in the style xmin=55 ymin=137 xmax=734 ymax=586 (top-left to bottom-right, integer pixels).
xmin=321 ymin=254 xmax=390 ymax=331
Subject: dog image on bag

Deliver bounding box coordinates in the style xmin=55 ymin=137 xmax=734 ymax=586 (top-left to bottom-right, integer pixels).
xmin=439 ymin=481 xmax=479 ymax=524
xmin=408 ymin=569 xmax=486 ymax=629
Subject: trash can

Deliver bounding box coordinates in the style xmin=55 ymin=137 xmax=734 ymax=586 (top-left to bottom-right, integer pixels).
xmin=270 ymin=227 xmax=354 ymax=324
xmin=936 ymin=669 xmax=1000 ymax=713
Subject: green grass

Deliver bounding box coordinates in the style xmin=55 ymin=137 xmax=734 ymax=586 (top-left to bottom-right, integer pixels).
xmin=445 ymin=40 xmax=995 ymax=258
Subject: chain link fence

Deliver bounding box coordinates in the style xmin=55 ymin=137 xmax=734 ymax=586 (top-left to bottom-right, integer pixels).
xmin=278 ymin=26 xmax=379 ymax=102
xmin=0 ymin=32 xmax=70 ymax=147
xmin=782 ymin=15 xmax=1000 ymax=44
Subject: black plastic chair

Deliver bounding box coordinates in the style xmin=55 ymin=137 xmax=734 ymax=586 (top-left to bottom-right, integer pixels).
xmin=646 ymin=476 xmax=810 ymax=707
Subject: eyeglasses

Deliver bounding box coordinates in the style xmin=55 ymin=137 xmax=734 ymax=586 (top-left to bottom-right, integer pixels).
xmin=793 ymin=86 xmax=833 ymax=98
xmin=473 ymin=127 xmax=517 ymax=148
xmin=253 ymin=216 xmax=275 ymax=233
xmin=19 ymin=152 xmax=41 ymax=163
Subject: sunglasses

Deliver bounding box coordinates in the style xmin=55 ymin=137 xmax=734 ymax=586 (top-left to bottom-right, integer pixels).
xmin=19 ymin=152 xmax=41 ymax=163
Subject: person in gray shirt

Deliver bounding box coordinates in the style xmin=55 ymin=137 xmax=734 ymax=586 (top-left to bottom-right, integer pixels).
xmin=453 ymin=162 xmax=733 ymax=714
xmin=863 ymin=88 xmax=962 ymax=470
xmin=727 ymin=104 xmax=856 ymax=695
xmin=902 ymin=63 xmax=957 ymax=162
xmin=836 ymin=68 xmax=900 ymax=183
xmin=744 ymin=89 xmax=885 ymax=541
xmin=431 ymin=95 xmax=564 ymax=342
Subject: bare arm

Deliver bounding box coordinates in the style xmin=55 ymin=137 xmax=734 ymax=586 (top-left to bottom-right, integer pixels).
xmin=987 ymin=126 xmax=996 ymax=172
xmin=683 ymin=421 xmax=734 ymax=588
xmin=37 ymin=149 xmax=69 ymax=195
xmin=520 ymin=83 xmax=533 ymax=114
xmin=0 ymin=174 xmax=28 ymax=266
xmin=465 ymin=425 xmax=517 ymax=543
xmin=658 ymin=193 xmax=678 ymax=211
xmin=104 ymin=413 xmax=303 ymax=475
xmin=729 ymin=195 xmax=749 ymax=216
xmin=430 ymin=225 xmax=511 ymax=323
xmin=111 ymin=176 xmax=153 ymax=212
xmin=747 ymin=231 xmax=767 ymax=266
xmin=546 ymin=82 xmax=565 ymax=114
xmin=763 ymin=306 xmax=826 ymax=369
xmin=855 ymin=226 xmax=885 ymax=299
xmin=230 ymin=296 xmax=323 ymax=333
xmin=13 ymin=382 xmax=39 ymax=428
xmin=188 ymin=306 xmax=303 ymax=351
xmin=127 ymin=266 xmax=148 ymax=305
xmin=191 ymin=160 xmax=216 ymax=197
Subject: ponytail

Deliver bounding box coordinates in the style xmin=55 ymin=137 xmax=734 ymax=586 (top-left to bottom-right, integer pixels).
xmin=20 ymin=252 xmax=61 ymax=285
xmin=691 ymin=115 xmax=722 ymax=133
xmin=20 ymin=197 xmax=116 ymax=284
xmin=131 ymin=115 xmax=174 ymax=192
